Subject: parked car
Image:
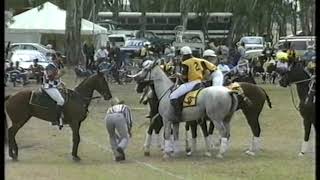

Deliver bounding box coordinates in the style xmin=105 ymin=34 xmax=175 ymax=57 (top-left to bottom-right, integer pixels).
xmin=273 ymin=36 xmax=316 ymax=57
xmin=9 ymin=43 xmax=55 ymax=60
xmin=9 ymin=49 xmax=50 ymax=78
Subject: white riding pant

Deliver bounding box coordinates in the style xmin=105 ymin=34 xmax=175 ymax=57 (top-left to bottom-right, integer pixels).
xmin=169 ymin=80 xmax=201 ymax=99
xmin=211 ymin=70 xmax=224 ymax=86
xmin=43 ymin=88 xmax=65 ymax=106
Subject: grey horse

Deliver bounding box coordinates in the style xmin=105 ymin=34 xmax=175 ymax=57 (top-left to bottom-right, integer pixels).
xmin=130 ymin=60 xmax=238 ymax=158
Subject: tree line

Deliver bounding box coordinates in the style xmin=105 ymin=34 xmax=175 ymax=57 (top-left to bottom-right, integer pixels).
xmin=6 ymin=0 xmax=315 ymax=65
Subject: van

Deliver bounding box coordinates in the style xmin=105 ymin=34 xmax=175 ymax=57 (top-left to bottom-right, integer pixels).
xmin=274 ymin=36 xmax=316 ymax=57
xmin=107 ymin=34 xmax=129 ymax=47
xmin=239 ymin=36 xmax=265 ymax=50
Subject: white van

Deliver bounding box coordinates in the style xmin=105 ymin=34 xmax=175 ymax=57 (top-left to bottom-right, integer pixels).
xmin=274 ymin=36 xmax=316 ymax=57
xmin=239 ymin=36 xmax=265 ymax=50
xmin=107 ymin=34 xmax=129 ymax=47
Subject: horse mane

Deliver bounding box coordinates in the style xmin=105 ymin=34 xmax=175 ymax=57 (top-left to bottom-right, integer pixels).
xmin=74 ymin=73 xmax=96 ymax=90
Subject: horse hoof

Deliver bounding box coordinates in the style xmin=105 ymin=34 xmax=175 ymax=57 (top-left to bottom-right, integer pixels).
xmin=204 ymin=152 xmax=212 ymax=157
xmin=72 ymin=156 xmax=81 ymax=162
xmin=216 ymin=154 xmax=223 ymax=159
xmin=11 ymin=157 xmax=18 ymax=161
xmin=245 ymin=150 xmax=255 ymax=156
xmin=144 ymin=151 xmax=150 ymax=156
xmin=298 ymin=152 xmax=305 ymax=157
xmin=186 ymin=151 xmax=192 ymax=156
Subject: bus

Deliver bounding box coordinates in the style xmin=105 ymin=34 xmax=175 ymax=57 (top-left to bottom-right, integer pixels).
xmin=97 ymin=12 xmax=233 ymax=42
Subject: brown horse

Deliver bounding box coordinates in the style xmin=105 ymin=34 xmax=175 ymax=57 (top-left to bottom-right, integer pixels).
xmin=5 ymin=72 xmax=112 ymax=161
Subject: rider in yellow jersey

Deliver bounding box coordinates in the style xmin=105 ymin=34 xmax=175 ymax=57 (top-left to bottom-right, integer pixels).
xmin=169 ymin=46 xmax=217 ymax=123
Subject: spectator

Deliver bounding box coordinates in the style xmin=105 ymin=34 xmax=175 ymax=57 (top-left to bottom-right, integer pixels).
xmin=302 ymin=46 xmax=315 ymax=62
xmin=95 ymin=45 xmax=109 ymax=65
xmin=15 ymin=61 xmax=29 ymax=85
xmin=30 ymin=58 xmax=44 ymax=84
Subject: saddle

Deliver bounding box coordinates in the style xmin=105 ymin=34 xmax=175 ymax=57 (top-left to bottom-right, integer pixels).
xmin=29 ymin=88 xmax=67 ymax=109
xmin=181 ymin=83 xmax=204 ymax=108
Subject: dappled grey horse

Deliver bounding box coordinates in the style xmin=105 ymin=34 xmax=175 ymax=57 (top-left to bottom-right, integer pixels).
xmin=130 ymin=60 xmax=238 ymax=158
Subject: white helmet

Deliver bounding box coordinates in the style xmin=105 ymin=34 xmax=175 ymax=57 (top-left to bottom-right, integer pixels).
xmin=46 ymin=44 xmax=52 ymax=49
xmin=180 ymin=46 xmax=192 ymax=55
xmin=203 ymin=49 xmax=216 ymax=57
xmin=144 ymin=41 xmax=151 ymax=46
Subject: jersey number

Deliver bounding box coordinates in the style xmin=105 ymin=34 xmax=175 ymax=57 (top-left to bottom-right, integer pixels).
xmin=194 ymin=62 xmax=201 ymax=71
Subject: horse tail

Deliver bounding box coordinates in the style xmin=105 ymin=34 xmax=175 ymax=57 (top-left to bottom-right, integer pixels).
xmin=227 ymin=92 xmax=239 ymax=117
xmin=4 ymin=95 xmax=11 ymax=145
xmin=260 ymin=87 xmax=272 ymax=108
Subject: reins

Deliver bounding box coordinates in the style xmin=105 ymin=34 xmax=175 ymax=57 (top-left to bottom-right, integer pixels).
xmin=288 ymin=77 xmax=314 ymax=111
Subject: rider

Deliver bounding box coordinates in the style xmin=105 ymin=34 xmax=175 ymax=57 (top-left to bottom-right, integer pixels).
xmin=169 ymin=46 xmax=217 ymax=123
xmin=202 ymin=49 xmax=224 ymax=86
xmin=140 ymin=42 xmax=153 ymax=60
xmin=42 ymin=55 xmax=65 ymax=129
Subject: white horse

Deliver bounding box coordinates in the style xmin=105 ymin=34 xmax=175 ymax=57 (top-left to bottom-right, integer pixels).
xmin=130 ymin=61 xmax=238 ymax=158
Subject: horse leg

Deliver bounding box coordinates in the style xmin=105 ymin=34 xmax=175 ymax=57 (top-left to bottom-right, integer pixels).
xmin=199 ymin=120 xmax=212 ymax=157
xmin=185 ymin=121 xmax=197 ymax=156
xmin=242 ymin=109 xmax=262 ymax=156
xmin=208 ymin=121 xmax=220 ymax=149
xmin=172 ymin=122 xmax=180 ymax=156
xmin=143 ymin=122 xmax=154 ymax=156
xmin=163 ymin=120 xmax=172 ymax=159
xmin=7 ymin=116 xmax=30 ymax=161
xmin=70 ymin=122 xmax=82 ymax=161
xmin=299 ymin=117 xmax=312 ymax=156
xmin=154 ymin=116 xmax=164 ymax=149
xmin=184 ymin=122 xmax=191 ymax=155
xmin=214 ymin=120 xmax=231 ymax=159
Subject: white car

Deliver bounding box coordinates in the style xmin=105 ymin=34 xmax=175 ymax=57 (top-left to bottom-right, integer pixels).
xmin=9 ymin=50 xmax=51 ymax=78
xmin=10 ymin=43 xmax=52 ymax=56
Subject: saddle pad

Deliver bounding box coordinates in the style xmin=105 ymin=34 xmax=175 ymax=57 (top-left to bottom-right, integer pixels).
xmin=227 ymin=82 xmax=244 ymax=94
xmin=183 ymin=89 xmax=203 ymax=107
xmin=29 ymin=89 xmax=57 ymax=109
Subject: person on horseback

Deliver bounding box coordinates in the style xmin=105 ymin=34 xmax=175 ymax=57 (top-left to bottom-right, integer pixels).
xmin=203 ymin=49 xmax=224 ymax=86
xmin=169 ymin=46 xmax=217 ymax=123
xmin=42 ymin=55 xmax=65 ymax=129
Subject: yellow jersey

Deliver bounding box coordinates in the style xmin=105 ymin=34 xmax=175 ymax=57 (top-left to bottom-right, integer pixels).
xmin=182 ymin=57 xmax=217 ymax=82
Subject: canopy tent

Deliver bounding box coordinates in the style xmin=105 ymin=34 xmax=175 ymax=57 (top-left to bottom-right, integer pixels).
xmin=7 ymin=2 xmax=108 ymax=35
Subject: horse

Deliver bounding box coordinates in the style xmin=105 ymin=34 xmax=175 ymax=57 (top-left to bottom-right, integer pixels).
xmin=130 ymin=61 xmax=238 ymax=159
xmin=277 ymin=60 xmax=315 ymax=156
xmin=185 ymin=82 xmax=272 ymax=156
xmin=5 ymin=71 xmax=112 ymax=161
xmin=137 ymin=81 xmax=272 ymax=156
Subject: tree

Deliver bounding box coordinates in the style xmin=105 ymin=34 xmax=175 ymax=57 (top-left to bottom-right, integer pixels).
xmin=65 ymin=0 xmax=84 ymax=65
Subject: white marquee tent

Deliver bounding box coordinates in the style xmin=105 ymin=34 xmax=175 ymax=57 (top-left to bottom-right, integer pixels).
xmin=5 ymin=2 xmax=108 ymax=46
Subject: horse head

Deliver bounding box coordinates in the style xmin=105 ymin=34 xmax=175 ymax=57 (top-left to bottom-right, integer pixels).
xmin=276 ymin=60 xmax=310 ymax=87
xmin=128 ymin=60 xmax=156 ymax=93
xmin=92 ymin=70 xmax=113 ymax=100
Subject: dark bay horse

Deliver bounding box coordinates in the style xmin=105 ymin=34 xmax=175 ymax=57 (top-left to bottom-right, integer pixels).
xmin=277 ymin=61 xmax=315 ymax=156
xmin=5 ymin=72 xmax=112 ymax=161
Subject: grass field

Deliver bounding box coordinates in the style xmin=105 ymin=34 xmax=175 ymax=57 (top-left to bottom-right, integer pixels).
xmin=5 ymin=69 xmax=315 ymax=180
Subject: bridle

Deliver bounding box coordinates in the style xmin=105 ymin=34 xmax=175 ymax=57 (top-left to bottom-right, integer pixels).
xmin=284 ymin=62 xmax=315 ymax=111
xmin=138 ymin=65 xmax=174 ymax=102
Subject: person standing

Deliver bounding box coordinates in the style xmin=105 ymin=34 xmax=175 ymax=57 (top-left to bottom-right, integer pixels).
xmin=105 ymin=98 xmax=133 ymax=161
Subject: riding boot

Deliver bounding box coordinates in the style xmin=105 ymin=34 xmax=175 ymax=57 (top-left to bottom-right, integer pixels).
xmin=170 ymin=99 xmax=182 ymax=123
xmin=56 ymin=105 xmax=64 ymax=130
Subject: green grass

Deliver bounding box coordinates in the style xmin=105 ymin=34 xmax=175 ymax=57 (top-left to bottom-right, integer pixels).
xmin=5 ymin=70 xmax=315 ymax=180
